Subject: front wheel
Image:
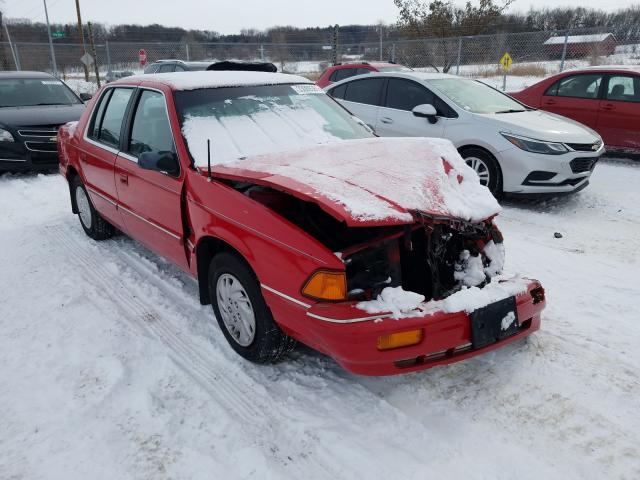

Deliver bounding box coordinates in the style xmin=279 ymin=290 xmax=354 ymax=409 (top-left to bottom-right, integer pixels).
xmin=461 ymin=148 xmax=502 ymax=197
xmin=209 ymin=252 xmax=296 ymax=363
xmin=71 ymin=176 xmax=114 ymax=240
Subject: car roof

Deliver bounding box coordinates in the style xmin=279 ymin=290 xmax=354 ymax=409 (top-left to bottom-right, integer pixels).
xmin=0 ymin=71 xmax=57 ymax=79
xmin=325 ymin=70 xmax=458 ymax=89
xmin=563 ymin=65 xmax=640 ymax=74
xmin=114 ymin=70 xmax=312 ymax=91
xmin=331 ymin=62 xmax=401 ymax=68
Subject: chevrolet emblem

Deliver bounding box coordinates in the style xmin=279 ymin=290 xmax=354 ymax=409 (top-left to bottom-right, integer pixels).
xmin=49 ymin=136 xmax=58 ymax=143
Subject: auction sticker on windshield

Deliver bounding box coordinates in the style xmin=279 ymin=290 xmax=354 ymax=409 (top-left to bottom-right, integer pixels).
xmin=291 ymin=84 xmax=324 ymax=95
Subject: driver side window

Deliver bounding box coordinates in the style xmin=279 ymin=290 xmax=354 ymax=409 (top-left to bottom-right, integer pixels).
xmin=546 ymin=74 xmax=603 ymax=99
xmin=126 ymin=90 xmax=176 ymax=159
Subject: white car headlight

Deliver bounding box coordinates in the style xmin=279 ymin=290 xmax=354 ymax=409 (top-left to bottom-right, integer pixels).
xmin=0 ymin=128 xmax=15 ymax=142
xmin=501 ymin=132 xmax=568 ymax=155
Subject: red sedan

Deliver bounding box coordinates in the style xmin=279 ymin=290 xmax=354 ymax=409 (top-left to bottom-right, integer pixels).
xmin=510 ymin=66 xmax=640 ymax=153
xmin=58 ymin=71 xmax=544 ymax=376
xmin=316 ymin=62 xmax=411 ymax=89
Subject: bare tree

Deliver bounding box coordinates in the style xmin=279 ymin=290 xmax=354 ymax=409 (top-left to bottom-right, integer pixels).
xmin=393 ymin=0 xmax=514 ymax=72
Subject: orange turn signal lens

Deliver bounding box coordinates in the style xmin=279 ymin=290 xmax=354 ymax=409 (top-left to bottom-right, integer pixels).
xmin=377 ymin=329 xmax=424 ymax=351
xmin=302 ymin=270 xmax=347 ymax=301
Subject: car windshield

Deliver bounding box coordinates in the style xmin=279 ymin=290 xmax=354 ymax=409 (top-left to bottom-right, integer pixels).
xmin=0 ymin=78 xmax=81 ymax=107
xmin=175 ymin=84 xmax=374 ymax=167
xmin=429 ymin=78 xmax=528 ymax=114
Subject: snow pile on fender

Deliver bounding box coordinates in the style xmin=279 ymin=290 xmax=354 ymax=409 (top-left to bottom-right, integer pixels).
xmin=357 ymin=287 xmax=426 ymax=319
xmin=212 ymin=137 xmax=501 ymax=226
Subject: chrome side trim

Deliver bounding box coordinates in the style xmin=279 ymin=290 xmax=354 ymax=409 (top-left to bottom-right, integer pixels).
xmin=118 ymin=203 xmax=181 ymax=241
xmin=0 ymin=157 xmax=27 ymax=162
xmin=24 ymin=142 xmax=57 ymax=153
xmin=306 ymin=311 xmax=392 ymax=324
xmin=261 ymin=284 xmax=311 ymax=308
xmin=86 ymin=186 xmax=117 ymax=207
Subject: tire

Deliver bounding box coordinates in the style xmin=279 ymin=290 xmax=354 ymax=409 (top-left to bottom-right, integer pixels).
xmin=461 ymin=148 xmax=502 ymax=197
xmin=209 ymin=252 xmax=296 ymax=363
xmin=71 ymin=176 xmax=115 ymax=240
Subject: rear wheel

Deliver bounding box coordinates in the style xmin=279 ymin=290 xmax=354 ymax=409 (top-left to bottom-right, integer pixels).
xmin=461 ymin=148 xmax=502 ymax=197
xmin=209 ymin=252 xmax=296 ymax=363
xmin=71 ymin=176 xmax=114 ymax=240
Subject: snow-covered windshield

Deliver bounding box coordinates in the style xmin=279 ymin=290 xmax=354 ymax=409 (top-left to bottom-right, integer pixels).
xmin=175 ymin=84 xmax=374 ymax=166
xmin=429 ymin=78 xmax=528 ymax=114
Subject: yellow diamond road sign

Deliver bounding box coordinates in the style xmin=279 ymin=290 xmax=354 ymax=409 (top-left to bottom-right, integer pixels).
xmin=500 ymin=52 xmax=513 ymax=71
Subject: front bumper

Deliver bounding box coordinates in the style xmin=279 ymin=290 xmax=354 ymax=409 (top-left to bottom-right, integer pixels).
xmin=498 ymin=145 xmax=603 ymax=194
xmin=264 ymin=279 xmax=545 ymax=376
xmin=0 ymin=127 xmax=60 ymax=172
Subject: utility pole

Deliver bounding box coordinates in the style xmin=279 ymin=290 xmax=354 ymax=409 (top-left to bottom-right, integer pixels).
xmin=3 ymin=23 xmax=20 ymax=70
xmin=43 ymin=0 xmax=58 ymax=77
xmin=87 ymin=22 xmax=101 ymax=88
xmin=75 ymin=0 xmax=89 ymax=81
xmin=378 ymin=23 xmax=384 ymax=62
xmin=332 ymin=24 xmax=339 ymax=65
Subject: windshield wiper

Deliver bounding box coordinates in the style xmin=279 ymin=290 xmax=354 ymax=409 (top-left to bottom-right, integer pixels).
xmin=32 ymin=102 xmax=69 ymax=106
xmin=494 ymin=109 xmax=527 ymax=114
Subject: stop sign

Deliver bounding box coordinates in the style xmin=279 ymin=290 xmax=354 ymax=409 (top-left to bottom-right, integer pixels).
xmin=139 ymin=49 xmax=147 ymax=66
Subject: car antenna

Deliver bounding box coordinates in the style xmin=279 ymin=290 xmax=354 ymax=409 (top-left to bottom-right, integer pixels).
xmin=207 ymin=139 xmax=212 ymax=182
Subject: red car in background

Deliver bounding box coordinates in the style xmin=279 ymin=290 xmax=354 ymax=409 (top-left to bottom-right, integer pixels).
xmin=510 ymin=66 xmax=640 ymax=153
xmin=316 ymin=62 xmax=412 ymax=89
xmin=57 ymin=71 xmax=544 ymax=376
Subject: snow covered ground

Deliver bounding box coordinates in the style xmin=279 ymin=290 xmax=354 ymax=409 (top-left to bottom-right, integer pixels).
xmin=1 ymin=159 xmax=639 ymax=479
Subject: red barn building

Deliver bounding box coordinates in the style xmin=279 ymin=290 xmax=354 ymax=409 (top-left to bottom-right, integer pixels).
xmin=544 ymin=33 xmax=617 ymax=58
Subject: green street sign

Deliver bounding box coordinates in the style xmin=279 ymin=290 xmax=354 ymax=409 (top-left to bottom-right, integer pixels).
xmin=52 ymin=31 xmax=65 ymax=39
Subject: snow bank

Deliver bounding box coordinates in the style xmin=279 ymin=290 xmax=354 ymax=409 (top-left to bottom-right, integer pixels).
xmin=356 ymin=275 xmax=531 ymax=319
xmin=127 ymin=71 xmax=311 ymax=90
xmin=214 ymin=137 xmax=501 ymax=223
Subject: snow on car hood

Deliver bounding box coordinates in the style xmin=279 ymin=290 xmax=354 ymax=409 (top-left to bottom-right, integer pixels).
xmin=478 ymin=109 xmax=601 ymax=144
xmin=212 ymin=137 xmax=501 ymax=227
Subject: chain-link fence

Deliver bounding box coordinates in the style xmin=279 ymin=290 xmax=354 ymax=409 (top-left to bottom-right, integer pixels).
xmin=2 ymin=24 xmax=639 ymax=89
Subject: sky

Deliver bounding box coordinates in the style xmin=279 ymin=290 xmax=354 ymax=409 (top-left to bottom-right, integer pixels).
xmin=2 ymin=0 xmax=637 ymax=34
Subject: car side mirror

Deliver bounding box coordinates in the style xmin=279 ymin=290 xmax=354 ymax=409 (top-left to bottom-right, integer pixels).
xmin=138 ymin=151 xmax=180 ymax=177
xmin=412 ymin=103 xmax=438 ymax=124
xmin=79 ymin=92 xmax=93 ymax=102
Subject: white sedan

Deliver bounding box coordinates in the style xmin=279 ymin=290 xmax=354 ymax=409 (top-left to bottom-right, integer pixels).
xmin=325 ymin=72 xmax=604 ymax=196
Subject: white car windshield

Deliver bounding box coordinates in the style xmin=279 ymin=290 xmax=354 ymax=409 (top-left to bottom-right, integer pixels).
xmin=175 ymin=84 xmax=373 ymax=167
xmin=429 ymin=78 xmax=529 ymax=114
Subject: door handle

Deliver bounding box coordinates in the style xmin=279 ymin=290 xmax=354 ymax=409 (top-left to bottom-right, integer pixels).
xmin=601 ymin=103 xmax=615 ymax=111
xmin=380 ymin=117 xmax=394 ymax=124
xmin=119 ymin=173 xmax=128 ymax=185
xmin=544 ymin=99 xmax=556 ymax=105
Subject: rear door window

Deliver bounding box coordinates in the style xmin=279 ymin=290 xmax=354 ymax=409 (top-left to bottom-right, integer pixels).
xmin=96 ymin=88 xmax=134 ymax=148
xmin=88 ymin=89 xmax=112 ymax=140
xmin=546 ymin=74 xmax=603 ymax=99
xmin=343 ymin=78 xmax=385 ymax=106
xmin=606 ymin=75 xmax=640 ymax=102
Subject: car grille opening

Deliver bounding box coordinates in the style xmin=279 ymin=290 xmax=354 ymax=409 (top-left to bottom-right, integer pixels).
xmin=570 ymin=157 xmax=598 ymax=174
xmin=566 ymin=142 xmax=601 ymax=152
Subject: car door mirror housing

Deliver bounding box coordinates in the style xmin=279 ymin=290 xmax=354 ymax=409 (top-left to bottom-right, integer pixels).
xmin=138 ymin=151 xmax=180 ymax=177
xmin=79 ymin=92 xmax=93 ymax=102
xmin=412 ymin=103 xmax=438 ymax=123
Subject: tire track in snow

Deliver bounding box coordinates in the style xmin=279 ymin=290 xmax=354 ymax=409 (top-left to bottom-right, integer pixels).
xmin=46 ymin=224 xmax=389 ymax=480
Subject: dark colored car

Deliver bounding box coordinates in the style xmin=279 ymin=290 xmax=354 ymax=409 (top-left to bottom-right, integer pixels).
xmin=143 ymin=60 xmax=214 ymax=74
xmin=316 ymin=62 xmax=412 ymax=89
xmin=510 ymin=66 xmax=640 ymax=153
xmin=105 ymin=70 xmax=135 ymax=83
xmin=0 ymin=71 xmax=88 ymax=172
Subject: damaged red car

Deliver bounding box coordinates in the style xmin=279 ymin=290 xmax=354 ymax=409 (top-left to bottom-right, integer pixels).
xmin=58 ymin=71 xmax=545 ymax=376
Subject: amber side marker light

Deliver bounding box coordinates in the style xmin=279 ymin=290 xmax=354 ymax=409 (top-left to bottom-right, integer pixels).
xmin=302 ymin=270 xmax=347 ymax=301
xmin=377 ymin=329 xmax=424 ymax=351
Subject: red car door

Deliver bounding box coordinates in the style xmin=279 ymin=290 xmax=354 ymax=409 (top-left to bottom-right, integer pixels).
xmin=596 ymin=74 xmax=640 ymax=150
xmin=539 ymin=73 xmax=604 ymax=128
xmin=80 ymin=87 xmax=135 ymax=229
xmin=114 ymin=88 xmax=188 ymax=271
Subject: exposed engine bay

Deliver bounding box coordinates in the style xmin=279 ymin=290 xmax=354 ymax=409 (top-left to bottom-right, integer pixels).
xmin=230 ymin=182 xmax=505 ymax=302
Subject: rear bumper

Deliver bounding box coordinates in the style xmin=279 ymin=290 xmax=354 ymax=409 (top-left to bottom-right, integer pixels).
xmin=264 ymin=279 xmax=545 ymax=376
